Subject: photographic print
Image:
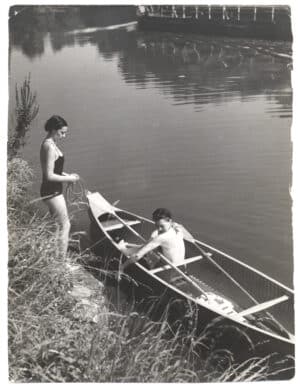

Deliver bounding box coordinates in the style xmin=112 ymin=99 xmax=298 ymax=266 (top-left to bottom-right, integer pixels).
xmin=7 ymin=2 xmax=295 ymax=382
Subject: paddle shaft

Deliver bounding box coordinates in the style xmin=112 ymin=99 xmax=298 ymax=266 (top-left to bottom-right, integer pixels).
xmin=30 ymin=193 xmax=57 ymax=203
xmin=195 ymin=242 xmax=259 ymax=304
xmin=239 ymin=295 xmax=288 ymax=317
xmin=184 ymin=228 xmax=292 ymax=338
xmin=112 ymin=212 xmax=208 ymax=300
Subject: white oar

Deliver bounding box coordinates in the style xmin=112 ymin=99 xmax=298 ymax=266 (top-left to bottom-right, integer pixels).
xmin=180 ymin=225 xmax=293 ymax=340
xmin=238 ymin=295 xmax=288 ymax=317
xmin=180 ymin=225 xmax=260 ymax=304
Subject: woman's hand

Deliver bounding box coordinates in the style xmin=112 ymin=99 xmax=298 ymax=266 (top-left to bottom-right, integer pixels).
xmin=67 ymin=173 xmax=80 ymax=183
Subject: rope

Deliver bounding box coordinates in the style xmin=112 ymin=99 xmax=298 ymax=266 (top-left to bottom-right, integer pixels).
xmin=65 ymin=178 xmax=89 ymax=206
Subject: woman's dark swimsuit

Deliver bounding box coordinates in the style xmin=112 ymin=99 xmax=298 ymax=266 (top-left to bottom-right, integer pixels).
xmin=40 ymin=155 xmax=64 ymax=199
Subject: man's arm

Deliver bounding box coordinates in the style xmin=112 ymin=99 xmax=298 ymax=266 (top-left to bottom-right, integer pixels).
xmin=120 ymin=236 xmax=161 ymax=271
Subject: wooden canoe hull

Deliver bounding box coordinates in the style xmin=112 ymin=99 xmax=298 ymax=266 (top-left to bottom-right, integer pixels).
xmin=87 ymin=193 xmax=294 ymax=379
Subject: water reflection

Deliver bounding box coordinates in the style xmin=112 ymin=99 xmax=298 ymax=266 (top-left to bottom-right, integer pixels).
xmin=10 ymin=7 xmax=292 ymax=107
xmin=91 ymin=29 xmax=138 ymax=61
xmin=9 ymin=7 xmax=292 ymax=113
xmin=9 ymin=12 xmax=46 ymax=58
xmin=9 ymin=6 xmax=136 ymax=58
xmin=50 ymin=32 xmax=76 ymax=52
xmin=116 ymin=33 xmax=292 ymax=110
xmin=74 ymin=28 xmax=291 ymax=111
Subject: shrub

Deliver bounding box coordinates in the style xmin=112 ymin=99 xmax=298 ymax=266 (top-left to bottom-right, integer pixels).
xmin=8 ymin=74 xmax=39 ymax=158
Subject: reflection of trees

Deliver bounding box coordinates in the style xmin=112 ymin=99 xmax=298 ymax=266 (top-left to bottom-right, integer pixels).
xmin=20 ymin=29 xmax=45 ymax=59
xmin=9 ymin=6 xmax=136 ymax=58
xmin=9 ymin=10 xmax=46 ymax=59
xmin=9 ymin=6 xmax=292 ymax=112
xmin=9 ymin=7 xmax=82 ymax=57
xmin=80 ymin=26 xmax=291 ymax=109
xmin=109 ymin=32 xmax=292 ymax=109
xmin=90 ymin=28 xmax=137 ymax=60
xmin=50 ymin=32 xmax=76 ymax=52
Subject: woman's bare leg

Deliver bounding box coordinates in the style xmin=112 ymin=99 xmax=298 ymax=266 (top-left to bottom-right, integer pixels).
xmin=45 ymin=194 xmax=71 ymax=258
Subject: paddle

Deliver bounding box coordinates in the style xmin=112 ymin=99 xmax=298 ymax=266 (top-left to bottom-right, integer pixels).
xmin=238 ymin=295 xmax=288 ymax=317
xmin=179 ymin=224 xmax=261 ymax=302
xmin=180 ymin=225 xmax=293 ymax=340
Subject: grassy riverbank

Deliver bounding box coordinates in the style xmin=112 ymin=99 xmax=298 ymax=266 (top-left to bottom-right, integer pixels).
xmin=7 ymin=157 xmax=289 ymax=382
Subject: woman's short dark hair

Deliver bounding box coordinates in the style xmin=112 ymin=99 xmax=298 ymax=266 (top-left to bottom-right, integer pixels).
xmin=45 ymin=115 xmax=68 ymax=132
xmin=152 ymin=208 xmax=172 ymax=222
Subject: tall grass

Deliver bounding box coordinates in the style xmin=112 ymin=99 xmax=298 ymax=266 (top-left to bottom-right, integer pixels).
xmin=7 ymin=157 xmax=293 ymax=382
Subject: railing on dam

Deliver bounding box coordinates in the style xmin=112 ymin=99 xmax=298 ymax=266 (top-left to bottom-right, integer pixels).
xmin=137 ymin=5 xmax=291 ymax=25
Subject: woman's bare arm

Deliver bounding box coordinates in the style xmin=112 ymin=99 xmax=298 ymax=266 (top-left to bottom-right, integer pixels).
xmin=40 ymin=142 xmax=75 ymax=183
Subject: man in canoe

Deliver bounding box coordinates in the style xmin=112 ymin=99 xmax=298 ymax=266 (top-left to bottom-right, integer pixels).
xmin=119 ymin=208 xmax=185 ymax=272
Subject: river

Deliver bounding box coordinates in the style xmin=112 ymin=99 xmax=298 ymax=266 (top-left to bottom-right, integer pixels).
xmin=9 ymin=6 xmax=293 ymax=287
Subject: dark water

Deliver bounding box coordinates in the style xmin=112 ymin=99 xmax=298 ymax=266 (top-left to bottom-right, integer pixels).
xmin=9 ymin=7 xmax=293 ymax=287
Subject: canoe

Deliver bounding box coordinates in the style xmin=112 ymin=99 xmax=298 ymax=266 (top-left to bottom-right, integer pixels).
xmin=87 ymin=191 xmax=294 ymax=377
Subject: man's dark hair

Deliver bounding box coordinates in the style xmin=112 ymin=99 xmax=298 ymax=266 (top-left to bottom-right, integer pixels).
xmin=152 ymin=208 xmax=172 ymax=222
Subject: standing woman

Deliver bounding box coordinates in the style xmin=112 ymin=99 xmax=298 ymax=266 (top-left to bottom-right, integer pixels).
xmin=40 ymin=115 xmax=79 ymax=258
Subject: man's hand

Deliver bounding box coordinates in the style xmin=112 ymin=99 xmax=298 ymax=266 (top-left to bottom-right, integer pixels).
xmin=129 ymin=253 xmax=141 ymax=262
